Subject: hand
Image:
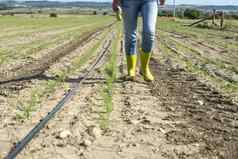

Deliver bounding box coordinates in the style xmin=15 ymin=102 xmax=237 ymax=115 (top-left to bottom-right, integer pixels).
xmin=159 ymin=0 xmax=165 ymax=5
xmin=112 ymin=0 xmax=120 ymax=12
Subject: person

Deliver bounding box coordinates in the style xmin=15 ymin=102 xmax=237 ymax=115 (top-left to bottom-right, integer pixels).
xmin=113 ymin=0 xmax=165 ymax=82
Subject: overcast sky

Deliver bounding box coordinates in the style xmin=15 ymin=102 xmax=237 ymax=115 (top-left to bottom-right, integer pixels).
xmin=10 ymin=0 xmax=238 ymax=6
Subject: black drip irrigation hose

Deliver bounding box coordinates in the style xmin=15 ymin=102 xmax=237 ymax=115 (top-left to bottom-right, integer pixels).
xmin=5 ymin=36 xmax=112 ymax=159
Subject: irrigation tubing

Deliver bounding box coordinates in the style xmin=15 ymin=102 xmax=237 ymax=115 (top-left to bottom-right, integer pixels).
xmin=5 ymin=37 xmax=112 ymax=159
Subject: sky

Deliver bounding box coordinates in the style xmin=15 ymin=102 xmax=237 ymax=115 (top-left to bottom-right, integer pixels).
xmin=9 ymin=0 xmax=238 ymax=6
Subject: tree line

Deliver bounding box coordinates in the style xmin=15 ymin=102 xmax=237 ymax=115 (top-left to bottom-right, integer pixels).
xmin=158 ymin=8 xmax=238 ymax=20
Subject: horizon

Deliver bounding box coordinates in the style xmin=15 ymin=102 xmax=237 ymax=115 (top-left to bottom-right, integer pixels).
xmin=10 ymin=0 xmax=238 ymax=6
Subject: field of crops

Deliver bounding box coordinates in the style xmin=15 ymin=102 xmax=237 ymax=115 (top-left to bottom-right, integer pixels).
xmin=158 ymin=18 xmax=238 ymax=98
xmin=0 ymin=15 xmax=237 ymax=159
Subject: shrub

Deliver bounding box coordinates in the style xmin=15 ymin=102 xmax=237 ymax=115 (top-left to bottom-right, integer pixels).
xmin=158 ymin=10 xmax=173 ymax=17
xmin=184 ymin=9 xmax=201 ymax=19
xmin=49 ymin=13 xmax=57 ymax=18
xmin=103 ymin=12 xmax=108 ymax=16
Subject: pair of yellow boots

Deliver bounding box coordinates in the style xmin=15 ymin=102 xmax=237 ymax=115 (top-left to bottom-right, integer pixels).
xmin=126 ymin=49 xmax=154 ymax=82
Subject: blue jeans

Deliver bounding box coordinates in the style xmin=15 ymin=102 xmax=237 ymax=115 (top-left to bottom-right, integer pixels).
xmin=121 ymin=0 xmax=158 ymax=55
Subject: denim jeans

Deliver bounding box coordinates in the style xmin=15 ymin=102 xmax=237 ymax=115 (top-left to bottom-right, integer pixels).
xmin=121 ymin=0 xmax=158 ymax=55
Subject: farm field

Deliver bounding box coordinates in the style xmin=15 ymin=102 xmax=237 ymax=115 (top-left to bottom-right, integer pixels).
xmin=158 ymin=18 xmax=238 ymax=100
xmin=0 ymin=15 xmax=238 ymax=159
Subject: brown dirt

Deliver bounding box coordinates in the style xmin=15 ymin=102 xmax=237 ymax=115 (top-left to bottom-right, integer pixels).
xmin=77 ymin=41 xmax=238 ymax=159
xmin=150 ymin=58 xmax=238 ymax=158
xmin=7 ymin=38 xmax=236 ymax=159
xmin=0 ymin=22 xmax=115 ymax=100
xmin=0 ymin=29 xmax=115 ymax=158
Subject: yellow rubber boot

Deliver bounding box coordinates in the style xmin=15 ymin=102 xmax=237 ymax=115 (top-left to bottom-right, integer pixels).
xmin=140 ymin=49 xmax=154 ymax=82
xmin=116 ymin=6 xmax=122 ymax=21
xmin=126 ymin=55 xmax=137 ymax=80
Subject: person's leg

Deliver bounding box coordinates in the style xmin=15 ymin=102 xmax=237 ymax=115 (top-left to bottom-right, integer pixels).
xmin=140 ymin=0 xmax=158 ymax=81
xmin=121 ymin=0 xmax=141 ymax=55
xmin=141 ymin=0 xmax=158 ymax=53
xmin=121 ymin=0 xmax=141 ymax=79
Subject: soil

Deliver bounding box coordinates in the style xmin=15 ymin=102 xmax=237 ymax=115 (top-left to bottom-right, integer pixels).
xmin=0 ymin=24 xmax=113 ymax=84
xmin=1 ymin=27 xmax=238 ymax=159
xmin=158 ymin=30 xmax=238 ymax=102
xmin=150 ymin=58 xmax=238 ymax=159
xmin=0 ymin=26 xmax=113 ymax=157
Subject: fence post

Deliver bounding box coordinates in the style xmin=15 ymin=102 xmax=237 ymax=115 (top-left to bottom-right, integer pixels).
xmin=220 ymin=11 xmax=224 ymax=29
xmin=212 ymin=9 xmax=216 ymax=25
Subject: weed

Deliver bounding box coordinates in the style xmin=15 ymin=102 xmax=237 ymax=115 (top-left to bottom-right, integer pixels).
xmin=100 ymin=28 xmax=121 ymax=129
xmin=160 ymin=37 xmax=238 ymax=94
xmin=16 ymin=89 xmax=40 ymax=120
xmin=46 ymin=80 xmax=58 ymax=95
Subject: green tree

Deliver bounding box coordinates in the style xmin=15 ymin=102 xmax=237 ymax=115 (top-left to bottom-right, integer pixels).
xmin=184 ymin=9 xmax=201 ymax=19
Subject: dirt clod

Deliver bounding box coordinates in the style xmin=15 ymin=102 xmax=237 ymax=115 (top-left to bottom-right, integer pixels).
xmin=58 ymin=130 xmax=72 ymax=139
xmin=81 ymin=139 xmax=92 ymax=147
xmin=87 ymin=126 xmax=102 ymax=139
